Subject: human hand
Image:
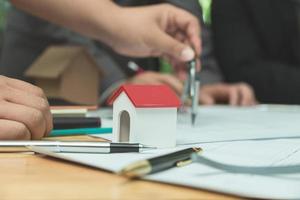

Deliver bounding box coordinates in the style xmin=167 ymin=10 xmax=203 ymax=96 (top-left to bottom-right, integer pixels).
xmin=0 ymin=76 xmax=53 ymax=140
xmin=111 ymin=4 xmax=201 ymax=63
xmin=11 ymin=1 xmax=200 ymax=63
xmin=127 ymin=71 xmax=183 ymax=95
xmin=200 ymin=83 xmax=257 ymax=106
xmin=11 ymin=0 xmax=201 ymax=66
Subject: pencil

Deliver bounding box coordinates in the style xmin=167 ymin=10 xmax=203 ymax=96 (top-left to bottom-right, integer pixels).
xmin=49 ymin=127 xmax=113 ymax=137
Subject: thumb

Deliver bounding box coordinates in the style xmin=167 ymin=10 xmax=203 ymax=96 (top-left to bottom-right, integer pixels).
xmin=152 ymin=29 xmax=195 ymax=62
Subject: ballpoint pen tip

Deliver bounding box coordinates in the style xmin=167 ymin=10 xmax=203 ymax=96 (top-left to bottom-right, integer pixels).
xmin=141 ymin=145 xmax=157 ymax=150
xmin=191 ymin=114 xmax=196 ymax=126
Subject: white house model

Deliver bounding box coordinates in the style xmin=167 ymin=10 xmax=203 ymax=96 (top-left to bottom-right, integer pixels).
xmin=108 ymin=85 xmax=181 ymax=148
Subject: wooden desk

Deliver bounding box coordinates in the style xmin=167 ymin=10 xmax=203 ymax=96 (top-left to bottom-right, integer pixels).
xmin=0 ymin=136 xmax=243 ymax=200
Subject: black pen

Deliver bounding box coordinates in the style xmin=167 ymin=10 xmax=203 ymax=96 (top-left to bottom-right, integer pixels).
xmin=53 ymin=117 xmax=101 ymax=130
xmin=0 ymin=141 xmax=156 ymax=154
xmin=120 ymin=147 xmax=202 ymax=178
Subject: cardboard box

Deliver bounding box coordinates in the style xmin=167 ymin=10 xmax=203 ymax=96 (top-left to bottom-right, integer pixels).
xmin=25 ymin=46 xmax=103 ymax=105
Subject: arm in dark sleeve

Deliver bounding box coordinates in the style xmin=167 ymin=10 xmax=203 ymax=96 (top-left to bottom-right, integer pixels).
xmin=212 ymin=0 xmax=300 ymax=104
xmin=199 ymin=24 xmax=223 ymax=85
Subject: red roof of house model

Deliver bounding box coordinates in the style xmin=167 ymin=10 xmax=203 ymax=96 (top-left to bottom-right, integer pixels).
xmin=108 ymin=85 xmax=181 ymax=108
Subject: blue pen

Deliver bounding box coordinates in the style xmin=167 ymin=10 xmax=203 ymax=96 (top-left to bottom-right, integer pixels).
xmin=50 ymin=127 xmax=113 ymax=137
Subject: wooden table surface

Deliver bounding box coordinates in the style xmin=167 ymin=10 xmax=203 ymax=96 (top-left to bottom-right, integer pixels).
xmin=0 ymin=136 xmax=243 ymax=200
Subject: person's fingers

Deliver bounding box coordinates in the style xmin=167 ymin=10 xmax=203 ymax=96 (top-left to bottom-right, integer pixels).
xmin=0 ymin=119 xmax=31 ymax=140
xmin=200 ymin=85 xmax=226 ymax=105
xmin=236 ymin=83 xmax=257 ymax=106
xmin=199 ymin=92 xmax=215 ymax=105
xmin=129 ymin=72 xmax=183 ymax=95
xmin=176 ymin=70 xmax=187 ymax=82
xmin=173 ymin=31 xmax=186 ymax=43
xmin=1 ymin=75 xmax=46 ymax=98
xmin=0 ymin=102 xmax=47 ymax=140
xmin=169 ymin=6 xmax=202 ymax=55
xmin=157 ymin=74 xmax=183 ymax=95
xmin=200 ymin=83 xmax=257 ymax=106
xmin=3 ymin=86 xmax=53 ymax=135
xmin=203 ymin=84 xmax=229 ymax=102
xmin=150 ymin=27 xmax=195 ymax=62
xmin=128 ymin=72 xmax=162 ymax=85
xmin=196 ymin=58 xmax=201 ymax=72
xmin=228 ymin=86 xmax=240 ymax=106
xmin=171 ymin=59 xmax=183 ymax=74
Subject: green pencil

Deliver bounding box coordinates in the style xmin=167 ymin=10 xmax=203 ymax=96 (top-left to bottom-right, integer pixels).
xmin=49 ymin=127 xmax=113 ymax=137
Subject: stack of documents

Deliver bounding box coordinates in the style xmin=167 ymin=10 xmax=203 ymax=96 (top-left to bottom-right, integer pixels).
xmin=33 ymin=105 xmax=300 ymax=199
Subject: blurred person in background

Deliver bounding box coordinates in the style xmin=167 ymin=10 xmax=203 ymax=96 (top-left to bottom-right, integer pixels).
xmin=1 ymin=0 xmax=256 ymax=106
xmin=212 ymin=0 xmax=300 ymax=104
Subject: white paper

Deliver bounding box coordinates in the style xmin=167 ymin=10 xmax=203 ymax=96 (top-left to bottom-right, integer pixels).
xmin=90 ymin=105 xmax=300 ymax=144
xmin=32 ymin=105 xmax=300 ymax=199
xmin=147 ymin=139 xmax=300 ymax=199
xmin=30 ymin=146 xmax=188 ymax=172
xmin=177 ymin=105 xmax=300 ymax=145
